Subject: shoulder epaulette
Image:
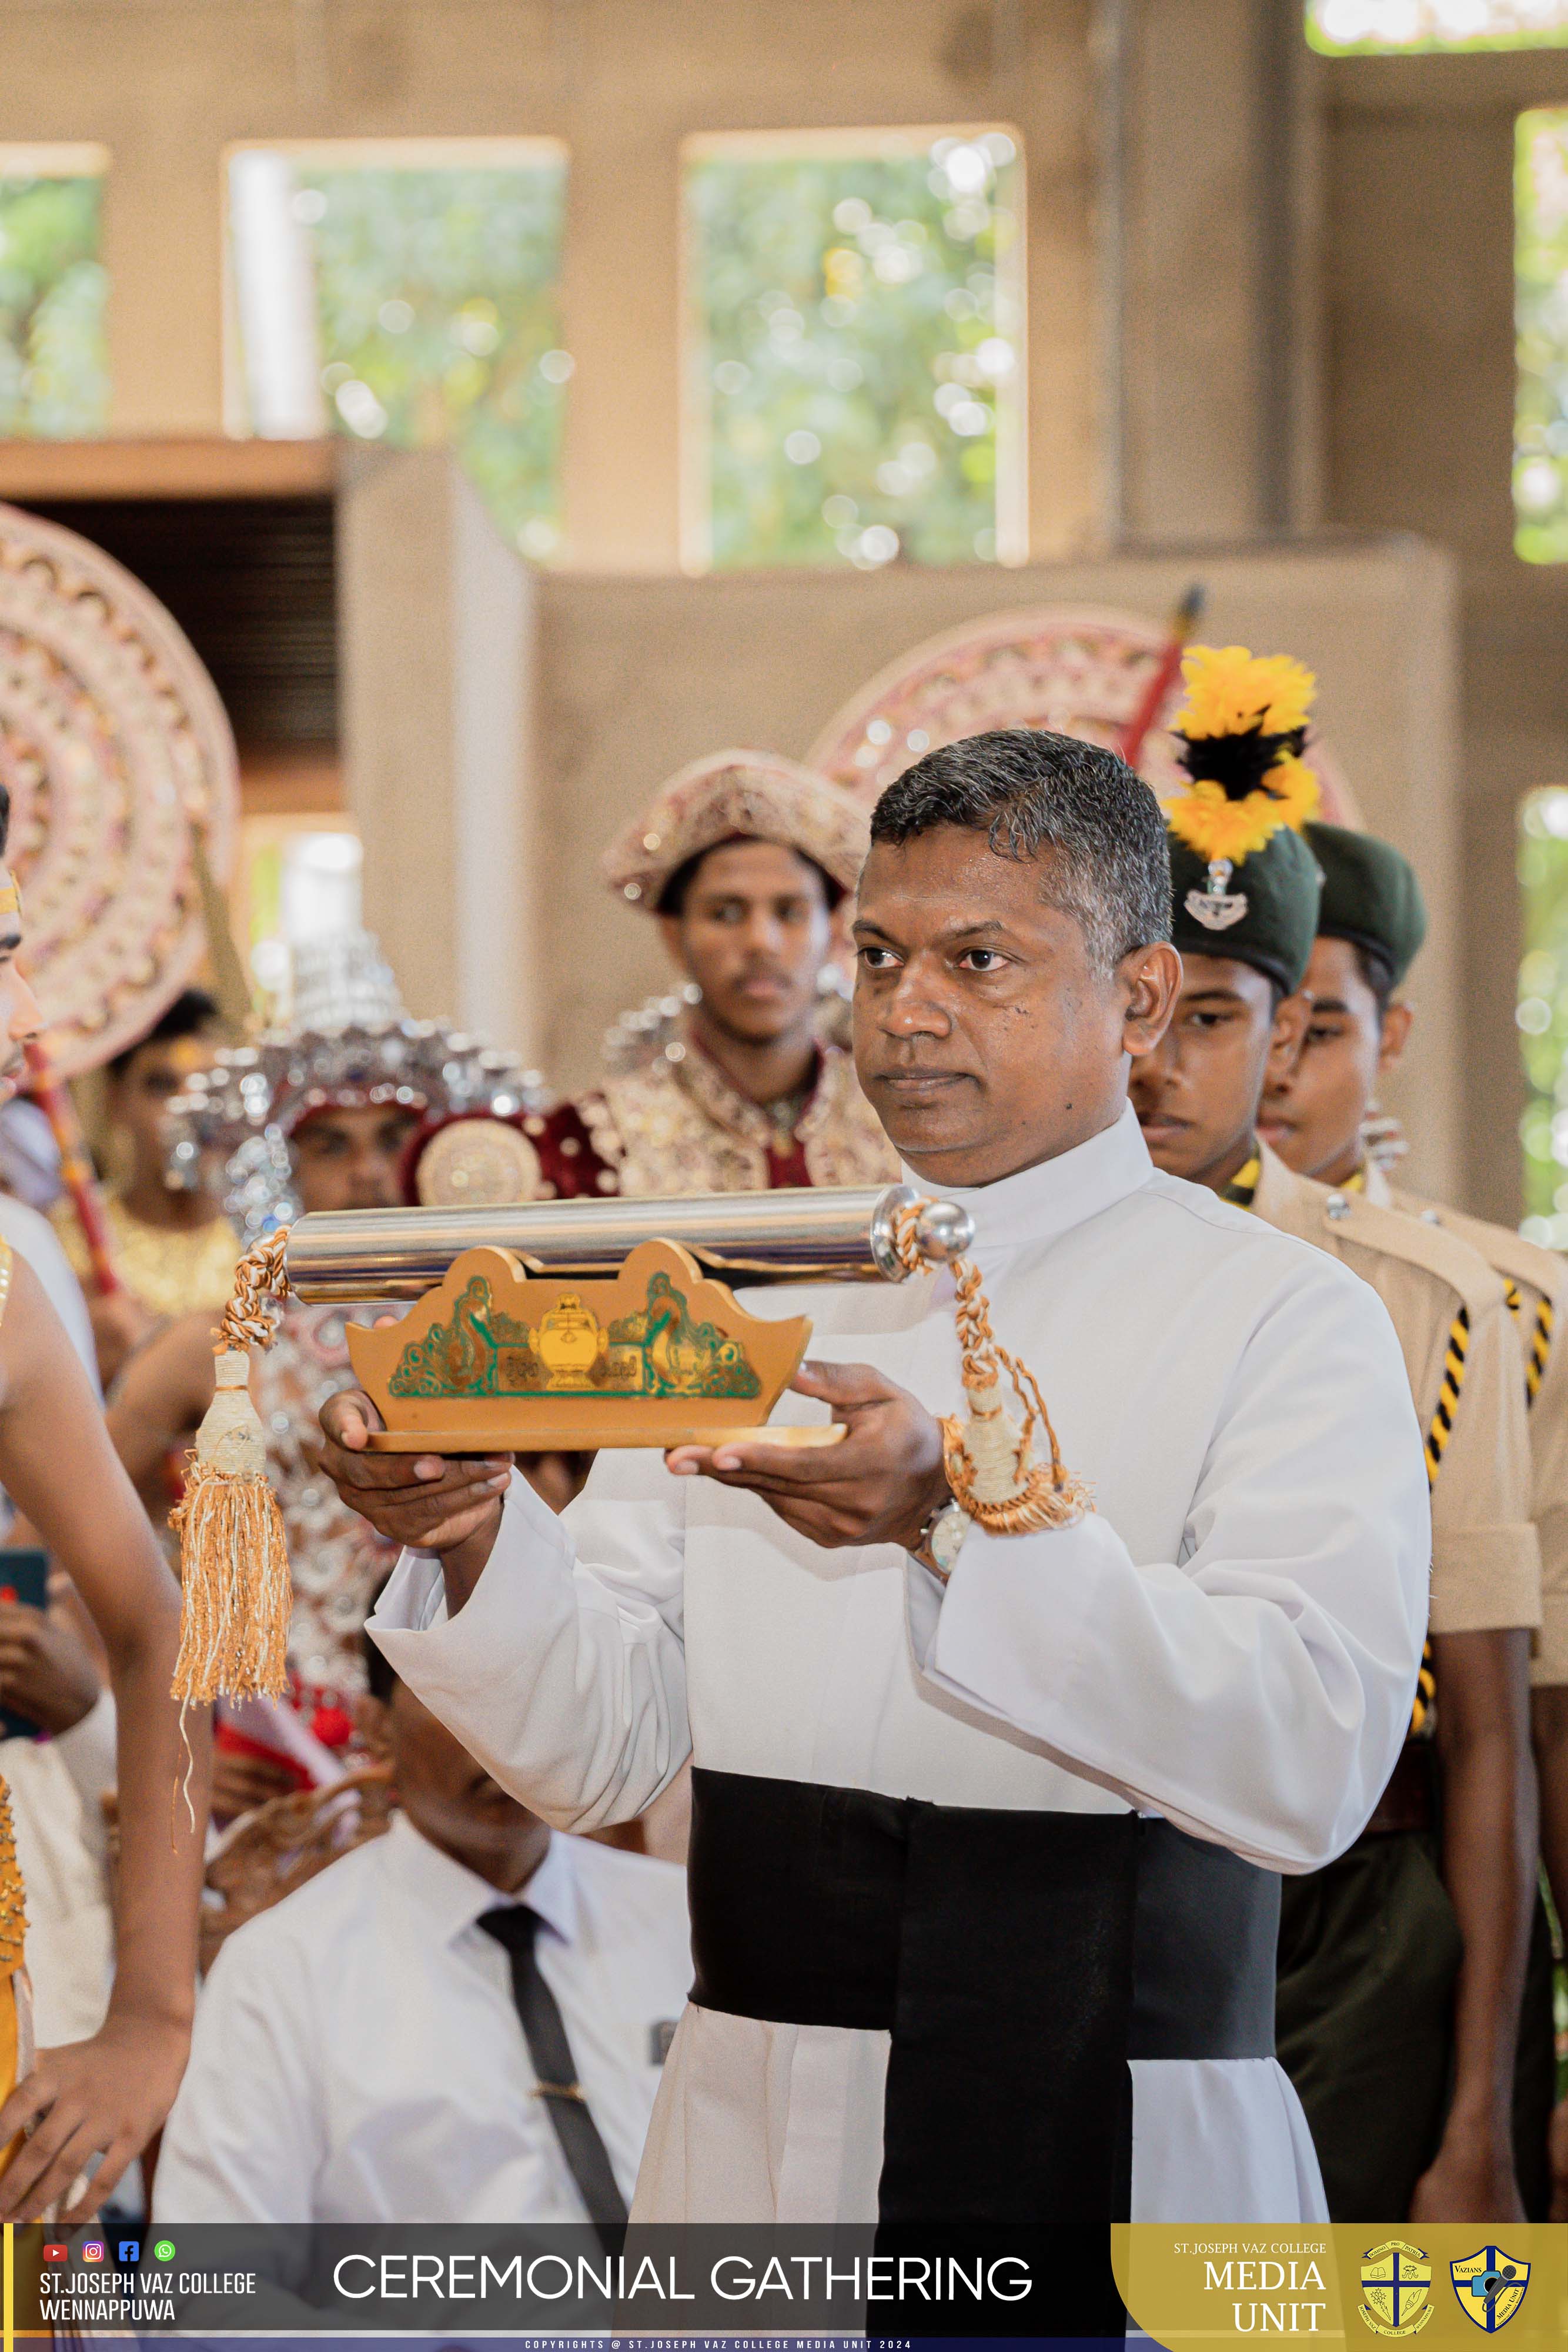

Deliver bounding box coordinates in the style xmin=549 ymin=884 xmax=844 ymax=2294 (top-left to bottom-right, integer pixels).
xmin=1314 ymin=1188 xmax=1509 ymax=1324
xmin=1387 ymin=1187 xmax=1562 ymax=1406
xmin=1388 ymin=1188 xmax=1567 ymax=1312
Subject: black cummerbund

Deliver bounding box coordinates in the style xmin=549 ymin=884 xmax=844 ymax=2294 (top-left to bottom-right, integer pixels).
xmin=687 ymin=1766 xmax=1279 ymax=2231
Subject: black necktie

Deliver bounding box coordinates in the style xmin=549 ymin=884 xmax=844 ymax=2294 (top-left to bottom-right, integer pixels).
xmin=477 ymin=1906 xmax=628 ymax=2246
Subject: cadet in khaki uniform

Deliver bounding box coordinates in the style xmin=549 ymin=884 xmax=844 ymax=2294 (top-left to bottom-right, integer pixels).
xmin=1128 ymin=646 xmax=1541 ymax=2224
xmin=1261 ymin=819 xmax=1565 ymax=2217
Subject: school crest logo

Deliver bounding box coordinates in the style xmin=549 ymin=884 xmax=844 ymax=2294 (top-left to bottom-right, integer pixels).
xmin=1359 ymin=2241 xmax=1433 ymax=2337
xmin=1450 ymin=2247 xmax=1530 ymax=2331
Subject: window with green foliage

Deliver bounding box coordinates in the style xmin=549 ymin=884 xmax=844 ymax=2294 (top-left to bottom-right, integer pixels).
xmin=0 ymin=153 xmax=109 ymax=437
xmin=1515 ymin=110 xmax=1568 ymax=562
xmin=1309 ymin=0 xmax=1568 ymax=51
xmin=228 ymin=143 xmax=568 ymax=559
xmin=683 ymin=130 xmax=1024 ymax=572
xmin=1516 ymin=790 xmax=1568 ymax=1238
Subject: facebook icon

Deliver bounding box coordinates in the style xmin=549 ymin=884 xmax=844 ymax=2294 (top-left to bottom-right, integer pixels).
xmin=117 ymin=2241 xmax=139 ymax=2265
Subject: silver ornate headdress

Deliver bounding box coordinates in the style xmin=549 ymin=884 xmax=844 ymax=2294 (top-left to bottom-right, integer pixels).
xmin=163 ymin=931 xmax=550 ymax=1239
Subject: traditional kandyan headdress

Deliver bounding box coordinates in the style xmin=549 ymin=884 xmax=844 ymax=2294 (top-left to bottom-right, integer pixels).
xmin=163 ymin=930 xmax=550 ymax=1240
xmin=1167 ymin=645 xmax=1320 ymax=867
xmin=601 ymin=751 xmax=871 ymax=910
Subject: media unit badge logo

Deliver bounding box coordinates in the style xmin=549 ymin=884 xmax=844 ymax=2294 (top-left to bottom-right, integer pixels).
xmin=1450 ymin=2247 xmax=1530 ymax=2332
xmin=1360 ymin=2241 xmax=1433 ymax=2337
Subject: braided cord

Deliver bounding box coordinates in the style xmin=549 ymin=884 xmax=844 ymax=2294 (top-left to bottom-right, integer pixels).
xmin=891 ymin=1202 xmax=1089 ymax=1534
xmin=216 ymin=1228 xmax=292 ymax=1354
xmin=1505 ymin=1283 xmax=1554 ymax=1409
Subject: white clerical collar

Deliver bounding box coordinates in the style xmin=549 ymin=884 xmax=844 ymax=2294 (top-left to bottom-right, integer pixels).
xmin=382 ymin=1808 xmax=579 ymax=1949
xmin=901 ymin=1100 xmax=1154 ymax=1255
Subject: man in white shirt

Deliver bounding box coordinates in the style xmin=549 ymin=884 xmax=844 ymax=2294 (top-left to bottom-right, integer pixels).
xmin=155 ymin=1631 xmax=691 ymax=2227
xmin=321 ymin=729 xmax=1429 ymax=2322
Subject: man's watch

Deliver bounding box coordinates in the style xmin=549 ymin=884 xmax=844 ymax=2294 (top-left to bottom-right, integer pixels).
xmin=913 ymin=1497 xmax=969 ymax=1584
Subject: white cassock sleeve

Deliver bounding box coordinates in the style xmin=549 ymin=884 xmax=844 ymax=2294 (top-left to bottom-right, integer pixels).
xmin=368 ymin=1445 xmax=690 ymax=1830
xmin=907 ymin=1257 xmax=1430 ymax=1874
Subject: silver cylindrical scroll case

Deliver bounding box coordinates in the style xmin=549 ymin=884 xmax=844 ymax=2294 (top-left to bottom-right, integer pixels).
xmin=283 ymin=1183 xmax=974 ymax=1302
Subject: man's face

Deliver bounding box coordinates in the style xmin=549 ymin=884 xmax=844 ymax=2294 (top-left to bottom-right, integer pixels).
xmin=659 ymin=840 xmax=833 ymax=1047
xmin=0 ymin=880 xmax=41 ymax=1105
xmin=1129 ymin=953 xmax=1308 ymax=1187
xmin=290 ymin=1104 xmax=419 ymax=1215
xmin=1258 ymin=936 xmax=1410 ymax=1181
xmin=109 ymin=1035 xmax=219 ymax=1181
xmin=851 ymin=827 xmax=1179 ymax=1187
xmin=363 ymin=1679 xmax=549 ymax=1892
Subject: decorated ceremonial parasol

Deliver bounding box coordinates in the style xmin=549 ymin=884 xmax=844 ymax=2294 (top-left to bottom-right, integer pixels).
xmin=0 ymin=501 xmax=242 ymax=1286
xmin=806 ymin=603 xmax=1363 ymax=826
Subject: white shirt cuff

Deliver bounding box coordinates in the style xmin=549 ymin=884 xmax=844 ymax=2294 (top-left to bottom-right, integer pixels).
xmin=906 ymin=1511 xmax=1114 ymax=1737
xmin=365 ymin=1469 xmax=573 ymax=1677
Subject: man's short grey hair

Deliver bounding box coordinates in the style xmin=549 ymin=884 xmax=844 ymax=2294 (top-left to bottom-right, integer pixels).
xmin=867 ymin=727 xmax=1172 ymax=974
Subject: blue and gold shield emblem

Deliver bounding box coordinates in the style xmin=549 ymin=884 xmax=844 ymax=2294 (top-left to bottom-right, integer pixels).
xmin=1451 ymin=2247 xmax=1530 ymax=2332
xmin=1360 ymin=2241 xmax=1433 ymax=2337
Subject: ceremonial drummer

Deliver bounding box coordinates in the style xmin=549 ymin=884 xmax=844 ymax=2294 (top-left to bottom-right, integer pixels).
xmin=1259 ymin=821 xmax=1566 ymax=2217
xmin=319 ymin=727 xmax=1426 ymax=2304
xmin=108 ymin=943 xmax=559 ymax=1812
xmin=1128 ymin=648 xmax=1540 ymax=2224
xmin=407 ymin=751 xmax=896 ymax=1210
xmin=0 ymin=806 xmax=207 ymax=2219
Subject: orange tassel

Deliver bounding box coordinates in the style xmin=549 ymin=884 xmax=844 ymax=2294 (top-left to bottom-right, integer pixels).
xmin=170 ymin=1233 xmax=293 ymax=1705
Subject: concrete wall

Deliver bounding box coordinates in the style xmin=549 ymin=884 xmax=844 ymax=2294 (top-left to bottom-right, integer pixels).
xmin=1320 ymin=45 xmax=1568 ymax=1226
xmin=342 ymin=477 xmax=1463 ymax=1199
xmin=339 ymin=447 xmax=541 ymax=1054
xmin=0 ymin=0 xmax=1102 ymax=569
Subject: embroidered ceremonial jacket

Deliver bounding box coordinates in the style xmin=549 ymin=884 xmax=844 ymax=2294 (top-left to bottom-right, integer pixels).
xmin=410 ymin=1030 xmax=897 ymax=1205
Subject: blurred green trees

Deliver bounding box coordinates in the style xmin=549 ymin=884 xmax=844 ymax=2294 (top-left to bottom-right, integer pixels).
xmin=1516 ymin=793 xmax=1568 ymax=1235
xmin=1514 ymin=110 xmax=1568 ymax=562
xmin=1309 ymin=1 xmax=1568 ymax=52
xmin=302 ymin=161 xmax=567 ymax=556
xmin=0 ymin=173 xmax=108 ymax=437
xmin=686 ymin=136 xmax=1021 ymax=570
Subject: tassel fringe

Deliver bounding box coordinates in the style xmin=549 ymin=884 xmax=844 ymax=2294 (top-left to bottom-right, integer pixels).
xmin=170 ymin=1454 xmax=293 ymax=1703
xmin=172 ymin=1230 xmax=294 ymax=1706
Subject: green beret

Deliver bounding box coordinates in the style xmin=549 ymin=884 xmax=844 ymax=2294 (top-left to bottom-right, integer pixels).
xmin=1305 ymin=821 xmax=1427 ymax=989
xmin=1168 ymin=824 xmax=1323 ymax=995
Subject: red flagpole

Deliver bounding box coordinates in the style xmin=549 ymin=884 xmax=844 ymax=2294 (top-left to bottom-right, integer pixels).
xmin=23 ymin=1037 xmax=122 ymax=1298
xmin=1118 ymin=583 xmax=1205 ymax=771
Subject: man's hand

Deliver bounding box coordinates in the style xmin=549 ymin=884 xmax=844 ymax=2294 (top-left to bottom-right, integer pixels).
xmin=665 ymin=1361 xmax=950 ymax=1551
xmin=87 ymin=1289 xmax=158 ymax=1389
xmin=0 ymin=1599 xmax=101 ymax=1736
xmin=1408 ymin=2127 xmax=1525 ymax=2225
xmin=0 ymin=2009 xmax=189 ymax=2221
xmin=1549 ymin=2095 xmax=1568 ymax=2221
xmin=210 ymin=1745 xmax=299 ymax=1824
xmin=318 ymin=1389 xmax=513 ymax=1553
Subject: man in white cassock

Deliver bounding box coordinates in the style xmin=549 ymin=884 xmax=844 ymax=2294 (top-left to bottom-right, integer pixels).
xmin=322 ymin=730 xmax=1428 ymax=2311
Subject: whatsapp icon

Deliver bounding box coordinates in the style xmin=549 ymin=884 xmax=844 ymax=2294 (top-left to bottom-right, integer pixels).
xmin=153 ymin=2240 xmax=175 ymax=2262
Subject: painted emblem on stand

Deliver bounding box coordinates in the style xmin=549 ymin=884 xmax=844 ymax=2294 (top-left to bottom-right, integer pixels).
xmin=389 ymin=1265 xmax=763 ymax=1404
xmin=1359 ymin=2242 xmax=1433 ymax=2337
xmin=346 ymin=1237 xmax=833 ymax=1454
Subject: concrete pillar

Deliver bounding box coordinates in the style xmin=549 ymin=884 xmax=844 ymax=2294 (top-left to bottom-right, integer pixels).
xmin=338 ymin=447 xmax=542 ymax=1058
xmin=1113 ymin=0 xmax=1322 ymax=543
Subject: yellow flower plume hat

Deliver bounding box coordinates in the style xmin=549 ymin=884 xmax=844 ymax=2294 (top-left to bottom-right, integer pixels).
xmin=1168 ymin=645 xmax=1320 ymax=866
